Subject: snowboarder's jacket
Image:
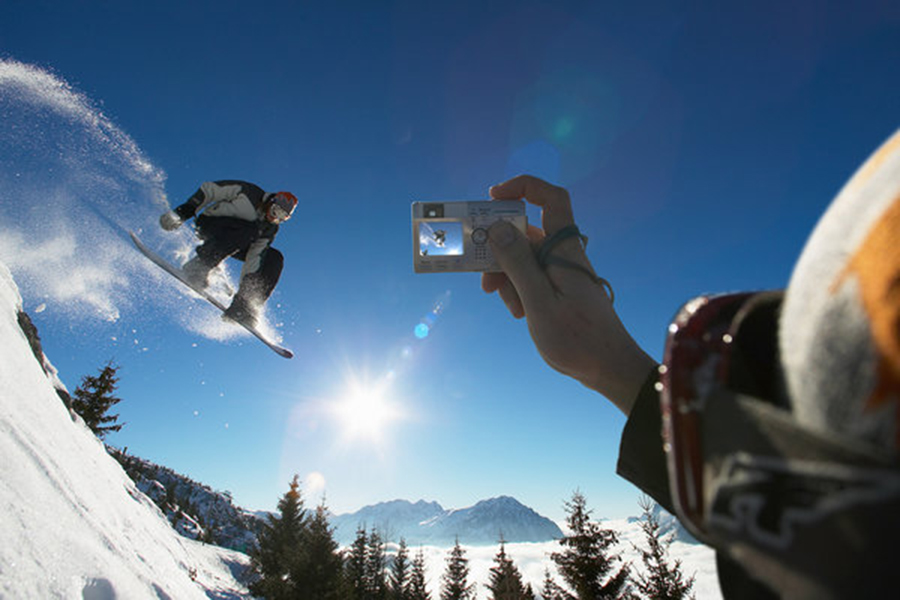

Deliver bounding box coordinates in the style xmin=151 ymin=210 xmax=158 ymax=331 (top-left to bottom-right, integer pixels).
xmin=173 ymin=180 xmax=279 ymax=278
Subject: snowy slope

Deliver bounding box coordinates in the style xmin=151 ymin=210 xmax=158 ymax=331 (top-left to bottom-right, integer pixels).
xmin=0 ymin=260 xmax=251 ymax=599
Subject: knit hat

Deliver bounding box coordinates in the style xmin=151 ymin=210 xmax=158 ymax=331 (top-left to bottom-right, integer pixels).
xmin=780 ymin=130 xmax=900 ymax=454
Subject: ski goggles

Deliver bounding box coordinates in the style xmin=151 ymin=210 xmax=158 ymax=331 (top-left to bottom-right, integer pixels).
xmin=269 ymin=191 xmax=297 ymax=223
xmin=659 ymin=292 xmax=759 ymax=540
xmin=269 ymin=203 xmax=291 ymax=223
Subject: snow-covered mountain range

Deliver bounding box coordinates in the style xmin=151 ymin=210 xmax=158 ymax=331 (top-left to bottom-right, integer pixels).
xmin=330 ymin=496 xmax=564 ymax=546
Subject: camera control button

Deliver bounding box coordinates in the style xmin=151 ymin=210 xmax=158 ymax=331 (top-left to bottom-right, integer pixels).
xmin=472 ymin=227 xmax=488 ymax=244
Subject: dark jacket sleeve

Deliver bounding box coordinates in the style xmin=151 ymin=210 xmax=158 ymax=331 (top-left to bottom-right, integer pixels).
xmin=616 ymin=370 xmax=675 ymax=513
xmin=174 ymin=187 xmax=206 ymax=220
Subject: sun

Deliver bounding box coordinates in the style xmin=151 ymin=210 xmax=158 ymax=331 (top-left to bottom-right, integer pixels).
xmin=331 ymin=377 xmax=403 ymax=445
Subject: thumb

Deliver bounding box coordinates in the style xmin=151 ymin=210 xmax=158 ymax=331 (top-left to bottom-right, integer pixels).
xmin=489 ymin=220 xmax=552 ymax=309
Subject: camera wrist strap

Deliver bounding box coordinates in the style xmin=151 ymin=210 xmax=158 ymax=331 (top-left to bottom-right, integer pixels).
xmin=537 ymin=225 xmax=615 ymax=304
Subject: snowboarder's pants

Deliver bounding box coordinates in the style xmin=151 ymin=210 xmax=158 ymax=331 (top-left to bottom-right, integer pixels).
xmin=193 ymin=215 xmax=283 ymax=303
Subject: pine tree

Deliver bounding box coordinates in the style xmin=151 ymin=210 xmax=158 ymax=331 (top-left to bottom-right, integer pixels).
xmin=342 ymin=526 xmax=392 ymax=600
xmin=292 ymin=499 xmax=344 ymax=600
xmin=551 ymin=491 xmax=630 ymax=600
xmin=344 ymin=527 xmax=370 ymax=600
xmin=486 ymin=541 xmax=529 ymax=600
xmin=408 ymin=548 xmax=432 ymax=600
xmin=71 ymin=360 xmax=124 ymax=439
xmin=631 ymin=496 xmax=695 ymax=600
xmin=540 ymin=568 xmax=569 ymax=600
xmin=249 ymin=475 xmax=307 ymax=599
xmin=389 ymin=538 xmax=412 ymax=600
xmin=440 ymin=538 xmax=475 ymax=600
xmin=366 ymin=529 xmax=389 ymax=600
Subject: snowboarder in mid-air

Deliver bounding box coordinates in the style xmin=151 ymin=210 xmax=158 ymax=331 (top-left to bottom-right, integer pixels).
xmin=159 ymin=180 xmax=297 ymax=328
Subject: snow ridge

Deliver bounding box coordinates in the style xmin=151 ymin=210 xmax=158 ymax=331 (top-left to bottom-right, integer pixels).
xmin=108 ymin=447 xmax=266 ymax=553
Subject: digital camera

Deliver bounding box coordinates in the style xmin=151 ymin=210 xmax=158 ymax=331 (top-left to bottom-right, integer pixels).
xmin=411 ymin=200 xmax=527 ymax=273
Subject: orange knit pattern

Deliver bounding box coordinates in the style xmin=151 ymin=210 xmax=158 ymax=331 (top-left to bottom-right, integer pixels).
xmin=834 ymin=195 xmax=900 ymax=447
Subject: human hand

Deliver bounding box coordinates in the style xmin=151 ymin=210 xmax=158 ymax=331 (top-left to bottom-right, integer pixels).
xmin=159 ymin=210 xmax=183 ymax=231
xmin=481 ymin=175 xmax=656 ymax=414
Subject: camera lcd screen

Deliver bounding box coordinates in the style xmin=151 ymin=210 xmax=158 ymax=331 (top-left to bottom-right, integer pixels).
xmin=418 ymin=221 xmax=463 ymax=256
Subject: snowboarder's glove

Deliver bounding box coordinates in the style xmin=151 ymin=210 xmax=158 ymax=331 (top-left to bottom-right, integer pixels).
xmin=159 ymin=210 xmax=183 ymax=231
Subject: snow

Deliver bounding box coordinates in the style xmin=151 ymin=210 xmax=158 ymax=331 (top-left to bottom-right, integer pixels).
xmin=404 ymin=520 xmax=722 ymax=600
xmin=0 ymin=260 xmax=252 ymax=598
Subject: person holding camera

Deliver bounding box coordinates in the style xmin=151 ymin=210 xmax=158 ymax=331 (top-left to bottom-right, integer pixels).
xmin=158 ymin=180 xmax=297 ymax=328
xmin=482 ymin=130 xmax=900 ymax=598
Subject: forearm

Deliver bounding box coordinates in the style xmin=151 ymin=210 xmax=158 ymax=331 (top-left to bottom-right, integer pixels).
xmin=175 ymin=181 xmax=245 ymax=220
xmin=579 ymin=328 xmax=657 ymax=416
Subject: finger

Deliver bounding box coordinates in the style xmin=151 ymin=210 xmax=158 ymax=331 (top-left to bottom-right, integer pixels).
xmin=494 ymin=176 xmax=590 ymax=275
xmin=488 ymin=220 xmax=554 ymax=311
xmin=481 ymin=225 xmax=542 ymax=313
xmin=497 ymin=278 xmax=525 ymax=318
xmin=481 ymin=272 xmax=525 ymax=317
xmin=484 ymin=225 xmax=544 ymax=288
xmin=481 ymin=271 xmax=507 ymax=294
xmin=525 ymin=223 xmax=545 ymax=245
xmin=483 ymin=226 xmax=590 ymax=306
xmin=490 ymin=174 xmax=575 ymax=235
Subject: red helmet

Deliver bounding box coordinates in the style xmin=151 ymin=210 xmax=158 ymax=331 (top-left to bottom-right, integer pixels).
xmin=268 ymin=191 xmax=298 ymax=223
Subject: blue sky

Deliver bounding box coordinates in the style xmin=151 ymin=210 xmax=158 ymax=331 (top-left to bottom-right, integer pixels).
xmin=1 ymin=1 xmax=898 ymax=523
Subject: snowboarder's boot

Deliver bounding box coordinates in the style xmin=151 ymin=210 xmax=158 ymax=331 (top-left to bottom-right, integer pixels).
xmin=222 ymin=293 xmax=259 ymax=329
xmin=181 ymin=256 xmax=214 ymax=291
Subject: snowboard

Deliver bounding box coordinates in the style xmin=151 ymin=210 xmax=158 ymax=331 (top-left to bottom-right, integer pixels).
xmin=129 ymin=231 xmax=293 ymax=359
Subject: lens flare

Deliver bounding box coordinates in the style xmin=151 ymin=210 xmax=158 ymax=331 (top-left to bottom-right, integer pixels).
xmin=304 ymin=471 xmax=326 ymax=496
xmin=507 ymin=61 xmax=659 ymax=183
xmin=414 ymin=290 xmax=451 ymax=340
